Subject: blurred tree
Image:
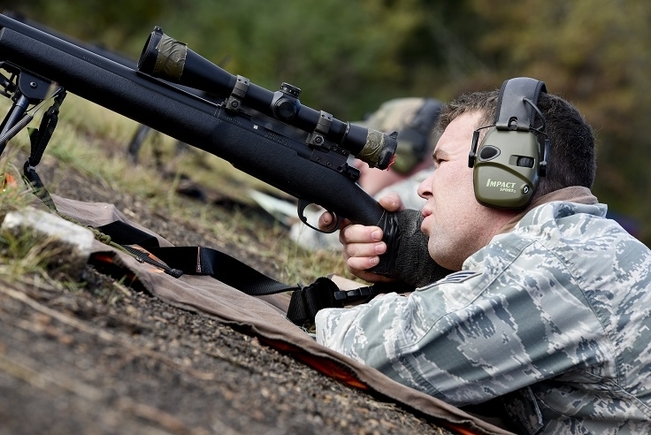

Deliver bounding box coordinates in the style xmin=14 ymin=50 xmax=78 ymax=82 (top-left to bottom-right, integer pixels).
xmin=2 ymin=0 xmax=168 ymax=50
xmin=7 ymin=0 xmax=438 ymax=116
xmin=466 ymin=0 xmax=651 ymax=243
xmin=155 ymin=0 xmax=429 ymax=117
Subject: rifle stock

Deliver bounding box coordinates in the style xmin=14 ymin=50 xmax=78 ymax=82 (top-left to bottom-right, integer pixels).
xmin=0 ymin=13 xmax=400 ymax=274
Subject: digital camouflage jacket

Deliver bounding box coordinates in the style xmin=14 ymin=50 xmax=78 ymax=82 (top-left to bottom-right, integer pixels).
xmin=316 ymin=187 xmax=651 ymax=434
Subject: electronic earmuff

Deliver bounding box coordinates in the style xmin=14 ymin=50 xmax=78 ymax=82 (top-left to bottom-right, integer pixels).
xmin=468 ymin=77 xmax=550 ymax=209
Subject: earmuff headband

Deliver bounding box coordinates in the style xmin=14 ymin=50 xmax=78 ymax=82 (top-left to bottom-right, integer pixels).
xmin=495 ymin=77 xmax=547 ymax=131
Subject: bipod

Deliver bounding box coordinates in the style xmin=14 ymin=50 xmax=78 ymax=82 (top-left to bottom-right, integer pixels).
xmin=0 ymin=65 xmax=66 ymax=209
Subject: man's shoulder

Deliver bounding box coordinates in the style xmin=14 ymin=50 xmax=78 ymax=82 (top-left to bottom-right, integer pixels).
xmin=524 ymin=199 xmax=607 ymax=224
xmin=514 ymin=199 xmax=622 ymax=246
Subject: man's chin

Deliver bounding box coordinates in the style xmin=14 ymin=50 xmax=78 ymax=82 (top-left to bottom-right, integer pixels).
xmin=429 ymin=246 xmax=460 ymax=271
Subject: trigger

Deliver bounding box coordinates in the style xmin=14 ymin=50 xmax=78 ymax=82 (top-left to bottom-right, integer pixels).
xmin=297 ymin=199 xmax=339 ymax=233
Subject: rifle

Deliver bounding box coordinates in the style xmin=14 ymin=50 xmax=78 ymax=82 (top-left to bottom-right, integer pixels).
xmin=0 ymin=13 xmax=402 ymax=274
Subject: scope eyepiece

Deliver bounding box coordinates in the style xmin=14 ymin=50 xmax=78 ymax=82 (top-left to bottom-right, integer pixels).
xmin=351 ymin=125 xmax=398 ymax=169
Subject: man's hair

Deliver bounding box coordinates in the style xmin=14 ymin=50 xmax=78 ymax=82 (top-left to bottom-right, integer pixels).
xmin=438 ymin=88 xmax=597 ymax=198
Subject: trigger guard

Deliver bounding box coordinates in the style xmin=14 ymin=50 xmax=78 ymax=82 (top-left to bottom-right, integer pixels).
xmin=297 ymin=199 xmax=340 ymax=233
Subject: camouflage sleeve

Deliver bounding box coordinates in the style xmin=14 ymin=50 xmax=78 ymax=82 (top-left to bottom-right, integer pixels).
xmin=316 ymin=224 xmax=615 ymax=406
xmin=319 ymin=258 xmax=592 ymax=405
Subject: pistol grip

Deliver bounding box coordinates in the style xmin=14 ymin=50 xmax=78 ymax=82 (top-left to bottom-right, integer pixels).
xmin=368 ymin=211 xmax=400 ymax=276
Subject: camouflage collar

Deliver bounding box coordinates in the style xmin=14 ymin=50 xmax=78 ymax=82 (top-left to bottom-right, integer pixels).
xmin=498 ymin=186 xmax=597 ymax=234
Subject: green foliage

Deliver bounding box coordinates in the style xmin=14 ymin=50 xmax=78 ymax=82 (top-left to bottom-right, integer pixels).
xmin=173 ymin=0 xmax=437 ymax=116
xmin=0 ymin=171 xmax=66 ymax=283
xmin=10 ymin=0 xmax=432 ymax=117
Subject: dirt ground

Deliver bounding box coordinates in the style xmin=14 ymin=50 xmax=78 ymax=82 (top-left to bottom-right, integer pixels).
xmin=0 ymin=158 xmax=457 ymax=435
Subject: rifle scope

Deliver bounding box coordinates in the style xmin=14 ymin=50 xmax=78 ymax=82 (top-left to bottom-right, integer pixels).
xmin=137 ymin=27 xmax=396 ymax=169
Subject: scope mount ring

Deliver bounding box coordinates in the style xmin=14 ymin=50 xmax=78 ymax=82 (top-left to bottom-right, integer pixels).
xmin=225 ymin=75 xmax=250 ymax=112
xmin=307 ymin=110 xmax=333 ymax=148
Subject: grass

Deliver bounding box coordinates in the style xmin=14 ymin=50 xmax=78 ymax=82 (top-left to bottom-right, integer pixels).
xmin=0 ymin=91 xmax=350 ymax=288
xmin=0 ymin=199 xmax=86 ymax=296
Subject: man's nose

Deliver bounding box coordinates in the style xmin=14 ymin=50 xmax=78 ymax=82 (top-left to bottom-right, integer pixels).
xmin=417 ymin=174 xmax=433 ymax=199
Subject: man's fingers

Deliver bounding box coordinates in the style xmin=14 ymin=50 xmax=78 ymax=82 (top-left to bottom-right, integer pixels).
xmin=346 ymin=260 xmax=396 ymax=284
xmin=344 ymin=240 xmax=387 ymax=258
xmin=318 ymin=211 xmax=334 ymax=229
xmin=347 ymin=255 xmax=380 ymax=271
xmin=340 ymin=224 xmax=383 ymax=244
xmin=377 ymin=193 xmax=404 ymax=212
xmin=318 ymin=211 xmax=348 ymax=232
xmin=340 ymin=225 xmax=386 ymax=270
xmin=339 ymin=224 xmax=396 ymax=284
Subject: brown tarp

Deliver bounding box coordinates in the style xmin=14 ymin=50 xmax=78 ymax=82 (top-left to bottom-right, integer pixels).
xmin=53 ymin=194 xmax=514 ymax=435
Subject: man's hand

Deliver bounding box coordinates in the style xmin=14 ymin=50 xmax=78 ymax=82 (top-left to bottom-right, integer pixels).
xmin=319 ymin=193 xmax=404 ymax=283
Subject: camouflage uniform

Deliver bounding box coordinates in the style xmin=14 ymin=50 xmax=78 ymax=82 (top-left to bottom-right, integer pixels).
xmin=316 ymin=187 xmax=651 ymax=434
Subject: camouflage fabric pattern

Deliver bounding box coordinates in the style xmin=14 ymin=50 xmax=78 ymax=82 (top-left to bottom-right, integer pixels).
xmin=316 ymin=196 xmax=651 ymax=433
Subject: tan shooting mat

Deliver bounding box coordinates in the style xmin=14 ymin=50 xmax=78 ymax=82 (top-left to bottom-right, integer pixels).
xmin=52 ymin=194 xmax=513 ymax=435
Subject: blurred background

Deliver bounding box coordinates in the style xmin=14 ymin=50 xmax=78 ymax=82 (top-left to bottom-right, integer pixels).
xmin=2 ymin=0 xmax=649 ymax=245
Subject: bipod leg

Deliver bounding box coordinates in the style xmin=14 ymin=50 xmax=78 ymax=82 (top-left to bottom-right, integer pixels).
xmin=0 ymin=94 xmax=32 ymax=157
xmin=0 ymin=70 xmax=55 ymax=157
xmin=23 ymin=90 xmax=68 ymax=211
xmin=127 ymin=124 xmax=152 ymax=165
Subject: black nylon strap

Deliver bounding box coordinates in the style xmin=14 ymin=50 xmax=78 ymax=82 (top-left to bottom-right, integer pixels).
xmin=95 ymin=220 xmax=409 ymax=327
xmin=147 ymin=245 xmax=350 ymax=327
xmin=150 ymin=245 xmax=298 ymax=296
xmin=97 ymin=221 xmax=299 ymax=295
xmin=97 ymin=221 xmax=161 ymax=249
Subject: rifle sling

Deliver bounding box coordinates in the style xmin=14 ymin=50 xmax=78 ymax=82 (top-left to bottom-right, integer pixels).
xmin=95 ymin=220 xmax=394 ymax=328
